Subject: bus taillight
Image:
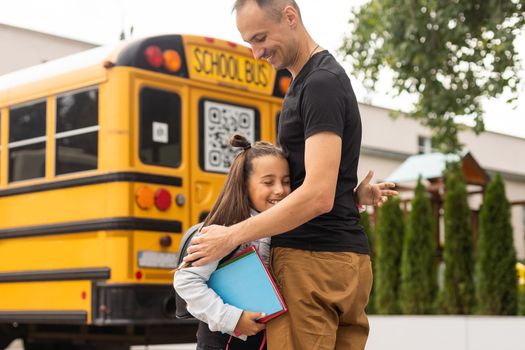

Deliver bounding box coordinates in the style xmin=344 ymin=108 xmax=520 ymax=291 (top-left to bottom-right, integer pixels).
xmin=279 ymin=76 xmax=291 ymax=95
xmin=145 ymin=45 xmax=163 ymax=68
xmin=155 ymin=188 xmax=172 ymax=211
xmin=136 ymin=186 xmax=154 ymax=210
xmin=163 ymin=50 xmax=182 ymax=72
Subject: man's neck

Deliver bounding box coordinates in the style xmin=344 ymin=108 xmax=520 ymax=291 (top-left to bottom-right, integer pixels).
xmin=288 ymin=37 xmax=319 ymax=78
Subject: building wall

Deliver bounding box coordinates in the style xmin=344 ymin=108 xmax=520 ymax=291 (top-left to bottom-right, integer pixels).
xmin=0 ymin=23 xmax=97 ymax=76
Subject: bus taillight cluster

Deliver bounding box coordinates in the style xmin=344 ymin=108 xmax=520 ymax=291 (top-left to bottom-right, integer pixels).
xmin=135 ymin=185 xmax=173 ymax=211
xmin=144 ymin=45 xmax=182 ymax=73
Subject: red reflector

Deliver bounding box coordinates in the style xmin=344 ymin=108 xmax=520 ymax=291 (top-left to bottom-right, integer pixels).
xmin=204 ymin=37 xmax=215 ymax=43
xmin=81 ymin=291 xmax=87 ymax=300
xmin=227 ymin=41 xmax=237 ymax=48
xmin=155 ymin=188 xmax=172 ymax=211
xmin=135 ymin=271 xmax=143 ymax=280
xmin=144 ymin=45 xmax=163 ymax=68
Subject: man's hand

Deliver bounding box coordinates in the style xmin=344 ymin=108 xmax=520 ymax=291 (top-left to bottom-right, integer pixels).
xmin=356 ymin=170 xmax=398 ymax=207
xmin=183 ymin=224 xmax=237 ymax=266
xmin=234 ymin=311 xmax=266 ymax=336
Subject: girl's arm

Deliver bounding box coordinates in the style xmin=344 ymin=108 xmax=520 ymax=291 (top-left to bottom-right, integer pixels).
xmin=173 ymin=260 xmax=243 ymax=335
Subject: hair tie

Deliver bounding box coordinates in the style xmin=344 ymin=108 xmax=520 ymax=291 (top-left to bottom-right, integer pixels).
xmin=243 ymin=143 xmax=251 ymax=151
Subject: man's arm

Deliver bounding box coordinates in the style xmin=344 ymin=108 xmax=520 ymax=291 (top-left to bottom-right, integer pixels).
xmin=185 ymin=131 xmax=341 ymax=266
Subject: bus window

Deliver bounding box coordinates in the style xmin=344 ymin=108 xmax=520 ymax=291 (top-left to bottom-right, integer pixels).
xmin=139 ymin=87 xmax=181 ymax=168
xmin=8 ymin=100 xmax=46 ymax=182
xmin=55 ymin=88 xmax=99 ymax=175
xmin=198 ymin=98 xmax=260 ymax=174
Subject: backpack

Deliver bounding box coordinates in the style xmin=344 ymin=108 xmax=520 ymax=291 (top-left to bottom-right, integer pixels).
xmin=174 ymin=222 xmax=203 ymax=319
xmin=174 ymin=223 xmax=238 ymax=319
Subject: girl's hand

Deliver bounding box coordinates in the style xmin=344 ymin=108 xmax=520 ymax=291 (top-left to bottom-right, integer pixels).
xmin=233 ymin=311 xmax=266 ymax=336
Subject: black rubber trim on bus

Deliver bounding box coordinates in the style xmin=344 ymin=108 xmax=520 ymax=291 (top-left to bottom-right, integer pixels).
xmin=0 ymin=311 xmax=87 ymax=324
xmin=0 ymin=172 xmax=182 ymax=198
xmin=0 ymin=217 xmax=183 ymax=240
xmin=0 ymin=267 xmax=110 ymax=283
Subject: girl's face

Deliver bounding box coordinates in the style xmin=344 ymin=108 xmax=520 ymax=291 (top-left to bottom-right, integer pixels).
xmin=247 ymin=155 xmax=291 ymax=213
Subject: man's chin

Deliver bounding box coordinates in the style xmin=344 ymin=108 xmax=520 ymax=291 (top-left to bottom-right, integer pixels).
xmin=269 ymin=61 xmax=285 ymax=70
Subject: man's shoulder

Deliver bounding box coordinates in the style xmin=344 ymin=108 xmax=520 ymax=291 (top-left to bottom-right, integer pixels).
xmin=304 ymin=56 xmax=349 ymax=89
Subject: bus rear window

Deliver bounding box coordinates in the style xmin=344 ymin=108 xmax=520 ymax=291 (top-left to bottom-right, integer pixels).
xmin=139 ymin=87 xmax=181 ymax=168
xmin=9 ymin=101 xmax=46 ymax=182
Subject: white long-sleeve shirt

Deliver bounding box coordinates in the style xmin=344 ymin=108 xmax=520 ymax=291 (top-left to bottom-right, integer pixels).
xmin=173 ymin=223 xmax=270 ymax=337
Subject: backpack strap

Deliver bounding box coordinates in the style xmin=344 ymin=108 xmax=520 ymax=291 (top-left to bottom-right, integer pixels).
xmin=176 ymin=222 xmax=204 ymax=266
xmin=177 ymin=222 xmax=239 ymax=266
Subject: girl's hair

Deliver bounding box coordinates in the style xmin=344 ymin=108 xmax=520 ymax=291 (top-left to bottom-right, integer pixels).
xmin=203 ymin=134 xmax=287 ymax=227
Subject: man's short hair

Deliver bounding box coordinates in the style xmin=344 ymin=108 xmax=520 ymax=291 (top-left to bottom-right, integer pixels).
xmin=232 ymin=0 xmax=301 ymax=22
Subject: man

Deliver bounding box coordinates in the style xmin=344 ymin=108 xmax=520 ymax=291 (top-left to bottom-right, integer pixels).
xmin=184 ymin=1 xmax=397 ymax=349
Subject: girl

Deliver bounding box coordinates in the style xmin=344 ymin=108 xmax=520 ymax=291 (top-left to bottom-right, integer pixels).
xmin=174 ymin=134 xmax=290 ymax=350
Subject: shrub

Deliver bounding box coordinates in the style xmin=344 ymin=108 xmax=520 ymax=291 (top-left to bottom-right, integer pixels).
xmin=399 ymin=179 xmax=437 ymax=314
xmin=475 ymin=174 xmax=518 ymax=315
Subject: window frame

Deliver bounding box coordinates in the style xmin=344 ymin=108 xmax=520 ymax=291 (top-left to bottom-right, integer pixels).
xmin=54 ymin=86 xmax=100 ymax=177
xmin=8 ymin=98 xmax=47 ymax=183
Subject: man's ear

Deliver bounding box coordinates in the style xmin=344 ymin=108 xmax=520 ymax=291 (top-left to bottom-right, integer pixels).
xmin=282 ymin=5 xmax=298 ymax=28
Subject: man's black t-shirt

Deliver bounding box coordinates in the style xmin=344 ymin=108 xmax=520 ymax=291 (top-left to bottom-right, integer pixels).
xmin=273 ymin=50 xmax=368 ymax=254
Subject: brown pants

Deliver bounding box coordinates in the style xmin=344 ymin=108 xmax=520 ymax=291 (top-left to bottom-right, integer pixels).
xmin=267 ymin=247 xmax=373 ymax=350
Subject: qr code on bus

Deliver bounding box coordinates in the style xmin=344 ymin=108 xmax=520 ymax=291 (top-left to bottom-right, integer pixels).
xmin=203 ymin=100 xmax=256 ymax=173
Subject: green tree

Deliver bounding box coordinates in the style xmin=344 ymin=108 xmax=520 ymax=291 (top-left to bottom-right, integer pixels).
xmin=374 ymin=197 xmax=404 ymax=314
xmin=440 ymin=162 xmax=474 ymax=314
xmin=360 ymin=211 xmax=376 ymax=313
xmin=475 ymin=174 xmax=517 ymax=314
xmin=341 ymin=1 xmax=525 ymax=153
xmin=399 ymin=179 xmax=437 ymax=314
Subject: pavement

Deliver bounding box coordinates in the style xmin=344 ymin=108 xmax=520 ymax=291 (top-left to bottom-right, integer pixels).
xmin=7 ymin=340 xmax=198 ymax=350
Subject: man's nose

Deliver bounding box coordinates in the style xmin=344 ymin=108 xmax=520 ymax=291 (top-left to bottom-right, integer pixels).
xmin=252 ymin=46 xmax=265 ymax=60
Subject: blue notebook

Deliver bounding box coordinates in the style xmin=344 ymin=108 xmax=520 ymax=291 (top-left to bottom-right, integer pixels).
xmin=207 ymin=246 xmax=287 ymax=323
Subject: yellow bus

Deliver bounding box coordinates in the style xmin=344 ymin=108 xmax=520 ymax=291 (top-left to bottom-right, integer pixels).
xmin=0 ymin=34 xmax=290 ymax=349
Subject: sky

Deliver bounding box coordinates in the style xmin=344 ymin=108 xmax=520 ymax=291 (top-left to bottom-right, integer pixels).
xmin=1 ymin=0 xmax=524 ymax=139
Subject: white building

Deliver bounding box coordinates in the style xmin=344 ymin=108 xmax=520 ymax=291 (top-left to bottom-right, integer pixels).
xmin=1 ymin=23 xmax=524 ymax=259
xmin=0 ymin=23 xmax=97 ymax=76
xmin=359 ymin=103 xmax=525 ymax=259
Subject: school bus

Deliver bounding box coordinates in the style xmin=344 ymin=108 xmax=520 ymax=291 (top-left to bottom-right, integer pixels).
xmin=0 ymin=34 xmax=290 ymax=349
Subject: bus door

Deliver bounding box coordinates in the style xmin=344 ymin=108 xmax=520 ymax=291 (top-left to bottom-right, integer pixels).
xmin=189 ymin=88 xmax=272 ymax=224
xmin=131 ymin=77 xmax=191 ymax=267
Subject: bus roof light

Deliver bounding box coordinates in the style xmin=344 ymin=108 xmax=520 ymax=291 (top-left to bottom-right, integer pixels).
xmin=163 ymin=50 xmax=182 ymax=72
xmin=145 ymin=45 xmax=163 ymax=68
xmin=155 ymin=188 xmax=172 ymax=211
